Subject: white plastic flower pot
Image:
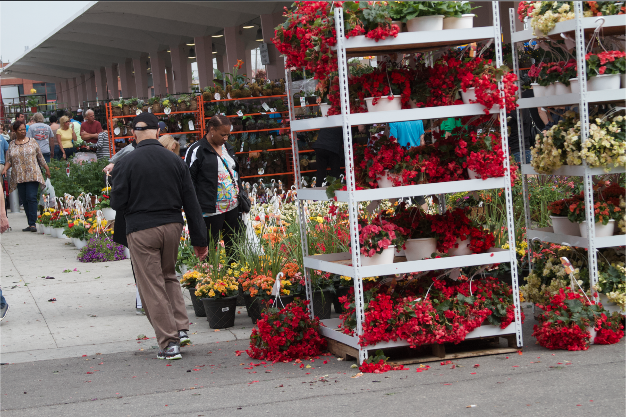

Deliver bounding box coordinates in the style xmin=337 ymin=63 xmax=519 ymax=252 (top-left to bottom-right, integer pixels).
xmin=55 ymin=228 xmax=69 ymax=239
xmin=377 ymin=170 xmax=401 ymax=188
xmin=554 ymin=82 xmax=571 ymax=95
xmin=460 ymin=88 xmax=476 ymax=104
xmin=621 ymin=73 xmax=626 ymax=88
xmin=406 ymin=15 xmax=444 ymax=32
xmin=579 ymin=219 xmax=615 ymax=238
xmin=124 ymin=247 xmax=131 ymax=259
xmin=49 ymin=227 xmax=59 ymax=238
xmin=531 ymin=83 xmax=546 ymax=97
xmin=73 ymin=238 xmax=88 ymax=250
xmin=361 ymin=246 xmax=396 ymax=266
xmin=395 ymin=247 xmax=406 ymax=257
xmin=569 ymin=78 xmax=580 ymax=94
xmin=36 ymin=223 xmax=43 ymax=233
xmin=102 ymin=207 xmax=116 ymax=221
xmin=544 ymin=83 xmax=556 ymax=96
xmin=404 ymin=238 xmax=438 ymax=261
xmin=319 ymin=103 xmax=331 ymax=117
xmin=550 ymin=216 xmax=580 ymax=236
xmin=447 ymin=238 xmax=472 ymax=256
xmin=588 ymin=74 xmax=621 ymax=92
xmin=364 ymin=96 xmax=402 ymax=112
xmin=587 ymin=326 xmax=597 ymax=345
xmin=442 ymin=14 xmax=475 ymax=30
xmin=467 ymin=168 xmax=479 ymax=180
xmin=43 ymin=225 xmax=52 ymax=235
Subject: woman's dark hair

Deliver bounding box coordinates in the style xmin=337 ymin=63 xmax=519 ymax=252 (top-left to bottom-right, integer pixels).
xmin=49 ymin=115 xmax=58 ymax=123
xmin=207 ymin=114 xmax=231 ymax=130
xmin=12 ymin=120 xmax=24 ymax=133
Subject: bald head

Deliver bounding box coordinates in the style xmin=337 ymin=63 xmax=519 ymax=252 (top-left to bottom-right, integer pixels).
xmin=133 ymin=122 xmax=159 ymax=142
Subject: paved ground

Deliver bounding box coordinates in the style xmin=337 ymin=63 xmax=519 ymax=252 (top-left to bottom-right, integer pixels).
xmin=1 ymin=211 xmax=625 ymax=416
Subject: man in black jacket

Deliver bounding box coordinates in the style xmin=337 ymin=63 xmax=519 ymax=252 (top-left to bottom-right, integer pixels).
xmin=111 ymin=113 xmax=208 ymax=360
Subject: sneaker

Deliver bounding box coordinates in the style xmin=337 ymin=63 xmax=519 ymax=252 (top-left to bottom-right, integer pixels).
xmin=0 ymin=303 xmax=8 ymax=321
xmin=30 ymin=227 xmax=38 ymax=232
xmin=157 ymin=342 xmax=182 ymax=360
xmin=179 ymin=330 xmax=191 ymax=347
xmin=22 ymin=226 xmax=34 ymax=232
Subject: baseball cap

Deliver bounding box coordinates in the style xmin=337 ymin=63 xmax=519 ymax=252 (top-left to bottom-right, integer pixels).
xmin=77 ymin=108 xmax=83 ymax=113
xmin=132 ymin=112 xmax=159 ymax=130
xmin=158 ymin=121 xmax=167 ymax=131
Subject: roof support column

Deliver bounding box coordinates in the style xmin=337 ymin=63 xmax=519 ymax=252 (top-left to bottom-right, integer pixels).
xmin=170 ymin=44 xmax=191 ymax=94
xmin=63 ymin=80 xmax=72 ymax=109
xmin=150 ymin=51 xmax=168 ymax=96
xmin=165 ymin=66 xmax=173 ymax=94
xmin=77 ymin=75 xmax=87 ymax=108
xmin=119 ymin=58 xmax=136 ymax=98
xmin=68 ymin=78 xmax=79 ymax=110
xmin=105 ymin=64 xmax=119 ymax=99
xmin=261 ymin=13 xmax=285 ymax=80
xmin=224 ymin=25 xmax=246 ymax=72
xmin=133 ymin=56 xmax=149 ymax=98
xmin=85 ymin=71 xmax=97 ymax=102
xmin=195 ymin=35 xmax=213 ymax=89
xmin=216 ymin=55 xmax=226 ymax=73
xmin=245 ymin=49 xmax=253 ymax=80
xmin=55 ymin=82 xmax=64 ymax=107
xmin=94 ymin=67 xmax=108 ymax=101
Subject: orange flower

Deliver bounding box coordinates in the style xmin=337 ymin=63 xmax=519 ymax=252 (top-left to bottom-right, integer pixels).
xmin=235 ymin=59 xmax=244 ymax=70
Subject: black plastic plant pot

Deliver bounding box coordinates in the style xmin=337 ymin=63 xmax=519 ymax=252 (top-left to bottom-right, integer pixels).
xmin=247 ymin=295 xmax=295 ymax=324
xmin=201 ymin=296 xmax=238 ymax=329
xmin=188 ymin=288 xmax=206 ymax=317
xmin=312 ymin=290 xmax=333 ymax=320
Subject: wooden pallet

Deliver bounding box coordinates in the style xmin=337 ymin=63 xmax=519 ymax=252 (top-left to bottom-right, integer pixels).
xmin=326 ymin=335 xmax=520 ymax=365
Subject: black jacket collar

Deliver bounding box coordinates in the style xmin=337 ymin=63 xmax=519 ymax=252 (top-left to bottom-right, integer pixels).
xmin=136 ymin=139 xmax=162 ymax=148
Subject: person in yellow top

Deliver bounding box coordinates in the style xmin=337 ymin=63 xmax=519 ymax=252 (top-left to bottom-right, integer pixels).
xmin=55 ymin=116 xmax=77 ymax=160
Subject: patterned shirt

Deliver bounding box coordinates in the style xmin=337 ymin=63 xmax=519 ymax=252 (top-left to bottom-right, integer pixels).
xmin=203 ymin=145 xmax=239 ymax=217
xmin=6 ymin=138 xmax=47 ymax=193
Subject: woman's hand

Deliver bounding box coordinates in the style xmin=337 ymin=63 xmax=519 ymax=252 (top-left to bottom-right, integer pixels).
xmin=45 ymin=168 xmax=51 ymax=178
xmin=62 ymin=152 xmax=67 ymax=160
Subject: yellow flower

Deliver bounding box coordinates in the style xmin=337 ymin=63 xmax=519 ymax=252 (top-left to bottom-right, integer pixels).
xmin=209 ymin=290 xmax=215 ymax=297
xmin=30 ymin=88 xmax=37 ymax=94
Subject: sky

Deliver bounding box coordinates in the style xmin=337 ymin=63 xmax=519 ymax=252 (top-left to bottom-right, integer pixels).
xmin=0 ymin=1 xmax=91 ymax=64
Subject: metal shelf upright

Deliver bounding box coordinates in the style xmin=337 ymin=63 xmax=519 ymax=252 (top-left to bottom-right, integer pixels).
xmin=286 ymin=2 xmax=522 ymax=364
xmin=509 ymin=3 xmax=626 ymax=299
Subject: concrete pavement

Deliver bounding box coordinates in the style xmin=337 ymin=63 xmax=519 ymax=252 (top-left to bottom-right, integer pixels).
xmin=1 ymin=211 xmax=625 ymax=416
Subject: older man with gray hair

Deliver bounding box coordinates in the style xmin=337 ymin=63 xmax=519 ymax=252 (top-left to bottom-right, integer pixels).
xmin=111 ymin=112 xmax=208 ymax=360
xmin=26 ymin=112 xmax=54 ymax=163
xmin=80 ymin=109 xmax=103 ymax=144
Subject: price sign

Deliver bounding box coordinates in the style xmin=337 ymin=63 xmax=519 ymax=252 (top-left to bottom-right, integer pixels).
xmin=147 ymin=107 xmax=152 ymax=113
xmin=300 ymin=97 xmax=306 ymax=107
xmin=237 ymin=110 xmax=244 ymax=117
xmin=262 ymin=102 xmax=270 ymax=111
xmin=214 ymin=93 xmax=221 ymax=100
xmin=188 ymin=120 xmax=194 ymax=131
xmin=136 ymin=109 xmax=142 ymax=115
xmin=164 ymin=107 xmax=171 ymax=115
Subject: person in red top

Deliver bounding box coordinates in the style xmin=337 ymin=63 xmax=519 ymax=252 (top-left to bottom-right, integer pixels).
xmin=80 ymin=109 xmax=103 ymax=143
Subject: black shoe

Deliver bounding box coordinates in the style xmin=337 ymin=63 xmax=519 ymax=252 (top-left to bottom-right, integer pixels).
xmin=157 ymin=342 xmax=182 ymax=360
xmin=22 ymin=226 xmax=34 ymax=232
xmin=179 ymin=330 xmax=191 ymax=347
xmin=30 ymin=226 xmax=38 ymax=232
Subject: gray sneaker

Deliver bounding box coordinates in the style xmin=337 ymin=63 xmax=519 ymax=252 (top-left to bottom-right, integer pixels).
xmin=0 ymin=303 xmax=8 ymax=321
xmin=179 ymin=330 xmax=191 ymax=347
xmin=157 ymin=342 xmax=182 ymax=360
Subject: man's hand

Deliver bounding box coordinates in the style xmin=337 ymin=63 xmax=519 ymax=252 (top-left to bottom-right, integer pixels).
xmin=0 ymin=214 xmax=9 ymax=233
xmin=103 ymin=163 xmax=114 ymax=174
xmin=194 ymin=246 xmax=208 ymax=260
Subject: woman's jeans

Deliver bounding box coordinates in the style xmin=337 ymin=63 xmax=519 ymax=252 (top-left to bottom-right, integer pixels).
xmin=17 ymin=181 xmax=39 ymax=226
xmin=54 ymin=145 xmax=75 ymax=160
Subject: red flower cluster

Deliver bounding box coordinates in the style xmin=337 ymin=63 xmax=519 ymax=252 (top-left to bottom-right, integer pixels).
xmin=517 ymin=1 xmax=534 ymax=22
xmin=359 ymin=359 xmax=408 ymax=373
xmin=247 ymin=299 xmax=327 ymax=361
xmin=532 ymin=287 xmax=624 ymax=351
xmin=359 ymin=135 xmax=407 ymax=187
xmin=430 ymin=208 xmax=495 ymax=254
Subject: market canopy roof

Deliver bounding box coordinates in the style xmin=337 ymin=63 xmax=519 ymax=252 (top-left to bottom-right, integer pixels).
xmin=2 ymin=1 xmax=290 ymax=82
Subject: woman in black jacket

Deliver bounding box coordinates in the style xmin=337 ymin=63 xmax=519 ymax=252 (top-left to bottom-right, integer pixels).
xmin=189 ymin=115 xmax=242 ymax=258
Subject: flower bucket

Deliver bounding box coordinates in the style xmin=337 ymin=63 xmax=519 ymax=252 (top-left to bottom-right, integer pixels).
xmin=544 ymin=83 xmax=556 ymax=96
xmin=569 ymin=78 xmax=580 ymax=94
xmin=579 ymin=219 xmax=615 ymax=238
xmin=554 ymin=82 xmax=571 ymax=95
xmin=247 ymin=295 xmax=295 ymax=324
xmin=550 ymin=216 xmax=580 ymax=236
xmin=404 ymin=238 xmax=437 ymax=261
xmin=588 ymin=74 xmax=621 ymax=92
xmin=587 ymin=326 xmax=597 ymax=345
xmin=202 ymin=296 xmax=237 ymax=329
xmin=312 ymin=290 xmax=333 ymax=320
xmin=460 ymin=87 xmax=476 ymax=104
xmin=377 ymin=170 xmax=401 ymax=188
xmin=406 ymin=15 xmax=444 ymax=32
xmin=531 ymin=83 xmax=546 ymax=97
xmin=56 ymin=228 xmax=69 ymax=239
xmin=319 ymin=103 xmax=331 ymax=117
xmin=467 ymin=168 xmax=479 ymax=179
xmin=361 ymin=246 xmax=396 ymax=267
xmin=442 ymin=14 xmax=475 ymax=30
xmin=124 ymin=247 xmax=131 ymax=259
xmin=621 ymin=73 xmax=626 ymax=88
xmin=102 ymin=207 xmax=116 ymax=221
xmin=447 ymin=238 xmax=472 ymax=256
xmin=36 ymin=223 xmax=43 ymax=233
xmin=364 ymin=96 xmax=402 ymax=112
xmin=43 ymin=225 xmax=52 ymax=235
xmin=73 ymin=238 xmax=88 ymax=250
xmin=49 ymin=227 xmax=58 ymax=238
xmin=395 ymin=246 xmax=406 ymax=257
xmin=189 ymin=289 xmax=207 ymax=317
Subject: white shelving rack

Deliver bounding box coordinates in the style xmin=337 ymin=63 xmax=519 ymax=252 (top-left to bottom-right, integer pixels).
xmin=285 ymin=2 xmax=522 ymax=364
xmin=509 ymin=4 xmax=626 ymax=299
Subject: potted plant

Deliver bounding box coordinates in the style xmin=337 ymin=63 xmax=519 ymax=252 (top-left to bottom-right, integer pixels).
xmin=26 ymin=97 xmax=39 ymax=113
xmin=359 ymin=134 xmax=406 ymax=188
xmin=63 ymin=218 xmax=91 ymax=249
xmin=442 ymin=1 xmax=479 ymax=29
xmin=77 ymin=234 xmax=127 ymax=263
xmin=111 ymin=100 xmax=123 ymax=116
xmin=585 ymin=51 xmax=626 ymax=92
xmin=547 ymin=195 xmax=584 ymax=236
xmin=389 ymin=1 xmax=447 ymax=32
xmin=195 ymin=264 xmax=239 ymax=329
xmin=176 ymin=239 xmax=198 ymax=276
xmin=148 ymin=97 xmax=162 ymax=114
xmin=357 ymin=218 xmax=404 ymax=266
xmin=567 ymin=199 xmax=619 ymax=238
xmin=393 ymin=206 xmax=438 ymax=261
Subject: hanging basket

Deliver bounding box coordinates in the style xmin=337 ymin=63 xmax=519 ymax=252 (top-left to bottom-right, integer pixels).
xmin=202 ymin=296 xmax=237 ymax=329
xmin=122 ymin=105 xmax=131 ymax=115
xmin=152 ymin=103 xmax=162 ymax=114
xmin=112 ymin=107 xmax=123 ymax=116
xmin=189 ymin=289 xmax=206 ymax=317
xmin=188 ymin=99 xmax=198 ymax=111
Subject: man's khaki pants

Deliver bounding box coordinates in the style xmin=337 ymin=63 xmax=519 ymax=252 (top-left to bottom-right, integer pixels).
xmin=127 ymin=222 xmax=188 ymax=349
